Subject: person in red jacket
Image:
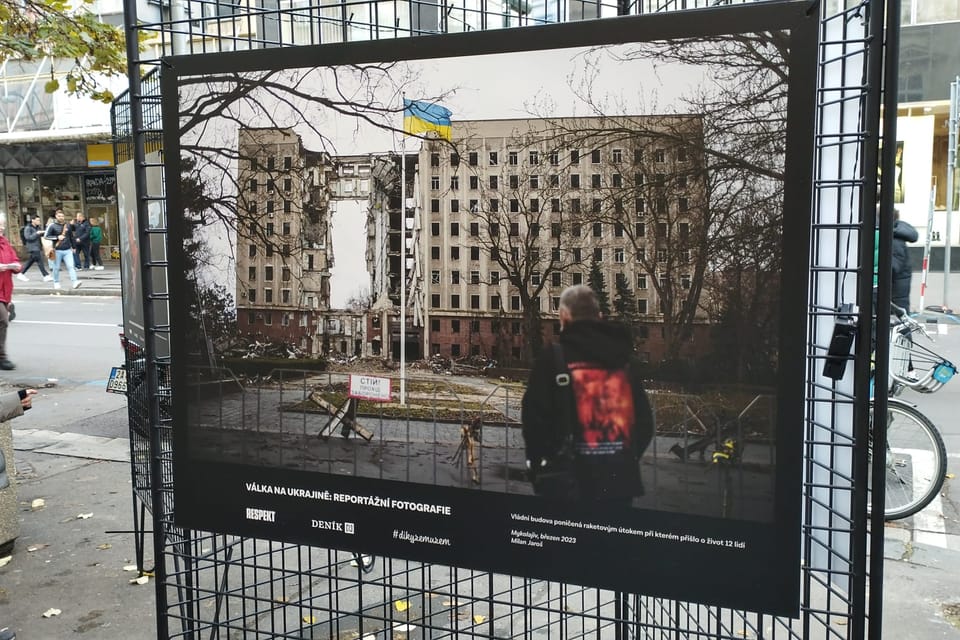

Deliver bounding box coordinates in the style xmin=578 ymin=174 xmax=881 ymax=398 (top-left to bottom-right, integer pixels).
xmin=0 ymin=220 xmax=22 ymax=370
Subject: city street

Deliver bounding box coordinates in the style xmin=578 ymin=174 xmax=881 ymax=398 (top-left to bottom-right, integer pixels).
xmin=1 ymin=295 xmax=128 ymax=439
xmin=882 ymin=283 xmax=960 ymax=637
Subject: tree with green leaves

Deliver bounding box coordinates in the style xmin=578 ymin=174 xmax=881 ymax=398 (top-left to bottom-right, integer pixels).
xmin=588 ymin=256 xmax=611 ymax=317
xmin=2 ymin=0 xmax=128 ymax=103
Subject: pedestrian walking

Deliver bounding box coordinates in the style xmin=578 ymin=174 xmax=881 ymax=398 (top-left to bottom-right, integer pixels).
xmin=73 ymin=212 xmax=92 ymax=270
xmin=0 ymin=220 xmax=22 ymax=370
xmin=88 ymin=216 xmax=104 ymax=270
xmin=42 ymin=210 xmax=82 ymax=291
xmin=16 ymin=216 xmax=52 ymax=283
xmin=41 ymin=214 xmax=57 ymax=273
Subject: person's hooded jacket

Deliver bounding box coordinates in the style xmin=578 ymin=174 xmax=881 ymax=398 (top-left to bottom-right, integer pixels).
xmin=521 ymin=319 xmax=654 ymax=502
xmin=892 ymin=219 xmax=918 ymax=310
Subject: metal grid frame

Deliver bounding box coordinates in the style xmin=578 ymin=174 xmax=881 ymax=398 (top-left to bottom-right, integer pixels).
xmin=112 ymin=0 xmax=892 ymax=636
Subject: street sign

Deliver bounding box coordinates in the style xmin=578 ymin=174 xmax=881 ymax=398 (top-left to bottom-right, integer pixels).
xmin=348 ymin=374 xmax=391 ymax=402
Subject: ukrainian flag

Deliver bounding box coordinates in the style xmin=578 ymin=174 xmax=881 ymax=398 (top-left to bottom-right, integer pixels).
xmin=403 ymin=99 xmax=452 ymax=141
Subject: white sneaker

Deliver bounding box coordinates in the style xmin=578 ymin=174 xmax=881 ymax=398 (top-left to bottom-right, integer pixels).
xmin=15 ymin=273 xmax=28 ymax=282
xmin=53 ymin=283 xmax=61 ymax=290
xmin=95 ymin=266 xmax=104 ymax=271
xmin=42 ymin=275 xmax=52 ymax=282
xmin=72 ymin=281 xmax=83 ymax=289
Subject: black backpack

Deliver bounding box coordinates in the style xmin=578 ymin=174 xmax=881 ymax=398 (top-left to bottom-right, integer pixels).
xmin=19 ymin=224 xmax=27 ymax=244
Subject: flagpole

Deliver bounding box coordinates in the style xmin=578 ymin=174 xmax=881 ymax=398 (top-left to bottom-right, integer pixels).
xmin=400 ymin=95 xmax=407 ymax=406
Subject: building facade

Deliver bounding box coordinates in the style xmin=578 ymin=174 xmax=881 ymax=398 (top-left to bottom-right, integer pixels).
xmin=234 ymin=127 xmax=334 ymax=354
xmin=231 ymin=115 xmax=755 ymax=367
xmin=0 ymin=0 xmax=165 ymax=254
xmin=414 ymin=116 xmax=712 ymax=365
xmin=892 ymin=3 xmax=960 ymax=269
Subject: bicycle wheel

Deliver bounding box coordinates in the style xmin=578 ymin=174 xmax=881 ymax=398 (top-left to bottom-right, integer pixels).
xmin=869 ymin=400 xmax=948 ymax=520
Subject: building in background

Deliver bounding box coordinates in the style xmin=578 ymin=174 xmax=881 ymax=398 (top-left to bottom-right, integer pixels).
xmin=414 ymin=116 xmax=712 ymax=365
xmin=235 ymin=127 xmax=334 ymax=355
xmin=365 ymin=153 xmax=424 ymax=360
xmin=231 ymin=113 xmax=715 ymax=366
xmin=894 ymin=2 xmax=960 ymax=268
xmin=0 ymin=0 xmax=165 ymax=254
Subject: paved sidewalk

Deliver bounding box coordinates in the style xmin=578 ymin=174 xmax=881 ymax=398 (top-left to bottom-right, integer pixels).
xmin=13 ymin=261 xmax=123 ymax=297
xmin=1 ymin=431 xmax=155 ymax=640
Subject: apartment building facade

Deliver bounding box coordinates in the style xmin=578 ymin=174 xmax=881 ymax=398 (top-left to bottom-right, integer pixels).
xmin=231 ymin=115 xmax=758 ymax=367
xmin=416 ymin=116 xmax=712 ymax=365
xmin=365 ymin=153 xmax=424 ymax=360
xmin=234 ymin=127 xmax=335 ymax=354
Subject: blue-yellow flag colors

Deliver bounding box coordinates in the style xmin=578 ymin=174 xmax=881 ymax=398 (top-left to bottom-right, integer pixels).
xmin=403 ymin=99 xmax=452 ymax=141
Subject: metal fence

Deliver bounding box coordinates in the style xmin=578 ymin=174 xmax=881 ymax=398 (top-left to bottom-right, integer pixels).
xmin=113 ymin=0 xmax=891 ymax=637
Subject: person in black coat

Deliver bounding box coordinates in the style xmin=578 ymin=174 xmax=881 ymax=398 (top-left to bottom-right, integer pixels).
xmin=17 ymin=216 xmax=51 ymax=282
xmin=521 ymin=285 xmax=654 ymax=507
xmin=891 ymin=208 xmax=918 ymax=312
xmin=73 ymin=212 xmax=92 ymax=271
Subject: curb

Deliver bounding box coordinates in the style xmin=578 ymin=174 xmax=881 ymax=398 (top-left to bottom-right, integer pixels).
xmin=16 ymin=288 xmax=121 ymax=297
xmin=12 ymin=428 xmax=130 ymax=463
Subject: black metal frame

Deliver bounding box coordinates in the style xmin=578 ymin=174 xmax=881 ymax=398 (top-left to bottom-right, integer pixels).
xmin=112 ymin=0 xmax=897 ymax=637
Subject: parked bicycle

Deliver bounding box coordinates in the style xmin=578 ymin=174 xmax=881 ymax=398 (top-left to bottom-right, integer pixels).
xmin=870 ymin=304 xmax=955 ymax=520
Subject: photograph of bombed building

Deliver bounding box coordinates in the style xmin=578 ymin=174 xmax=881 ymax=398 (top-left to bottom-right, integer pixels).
xmin=161 ymin=2 xmax=821 ymax=607
xmin=234 ymin=127 xmax=334 ymax=355
xmin=233 ymin=129 xmax=372 ymax=359
xmin=170 ymin=29 xmax=807 ymax=526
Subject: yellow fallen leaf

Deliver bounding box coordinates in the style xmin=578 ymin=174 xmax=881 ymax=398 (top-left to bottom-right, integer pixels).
xmin=27 ymin=544 xmax=49 ymax=552
xmin=0 ymin=556 xmax=11 ymax=568
xmin=473 ymin=614 xmax=487 ymax=624
xmin=42 ymin=608 xmax=62 ymax=618
xmin=31 ymin=498 xmax=45 ymax=510
xmin=394 ymin=600 xmax=410 ymax=612
xmin=302 ymin=616 xmax=317 ymax=624
xmin=123 ymin=565 xmax=139 ymax=572
xmin=946 ymin=473 xmax=955 ymax=480
xmin=275 ymin=596 xmax=289 ymax=603
xmin=97 ymin=543 xmax=112 ymax=550
xmin=129 ymin=575 xmax=150 ymax=585
xmin=77 ymin=513 xmax=93 ymax=520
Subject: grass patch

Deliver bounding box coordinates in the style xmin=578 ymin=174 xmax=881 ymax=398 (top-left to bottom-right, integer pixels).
xmin=285 ymin=388 xmax=516 ymax=424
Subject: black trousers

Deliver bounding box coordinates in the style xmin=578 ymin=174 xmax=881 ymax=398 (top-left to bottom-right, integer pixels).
xmin=20 ymin=249 xmax=48 ymax=276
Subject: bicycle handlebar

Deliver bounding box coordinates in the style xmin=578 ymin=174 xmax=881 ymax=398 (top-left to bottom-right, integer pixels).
xmin=890 ymin=303 xmax=931 ymax=341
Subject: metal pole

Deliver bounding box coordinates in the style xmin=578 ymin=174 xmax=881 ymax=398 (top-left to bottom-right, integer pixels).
xmin=867 ymin=0 xmax=901 ymax=637
xmin=171 ymin=0 xmax=189 ymax=55
xmin=944 ymin=77 xmax=958 ymax=307
xmin=919 ymin=186 xmax=935 ymax=312
xmin=400 ymin=100 xmax=407 ymax=406
xmin=122 ymin=0 xmax=171 ymax=635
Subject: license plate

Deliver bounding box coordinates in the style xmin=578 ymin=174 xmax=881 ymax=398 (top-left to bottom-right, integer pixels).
xmin=106 ymin=366 xmax=127 ymax=394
